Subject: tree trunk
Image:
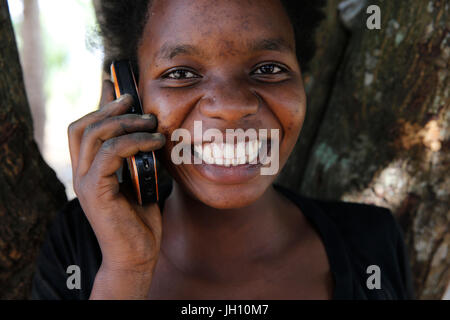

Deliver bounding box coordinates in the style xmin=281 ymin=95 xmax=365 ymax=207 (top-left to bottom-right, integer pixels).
xmin=0 ymin=0 xmax=67 ymax=299
xmin=278 ymin=0 xmax=449 ymax=299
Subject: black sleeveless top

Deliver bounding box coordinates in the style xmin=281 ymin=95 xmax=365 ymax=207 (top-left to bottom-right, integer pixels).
xmin=31 ymin=182 xmax=414 ymax=299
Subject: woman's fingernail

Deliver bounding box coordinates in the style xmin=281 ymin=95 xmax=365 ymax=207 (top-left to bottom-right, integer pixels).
xmin=141 ymin=114 xmax=154 ymax=119
xmin=118 ymin=94 xmax=131 ymax=101
xmin=154 ymin=133 xmax=166 ymax=142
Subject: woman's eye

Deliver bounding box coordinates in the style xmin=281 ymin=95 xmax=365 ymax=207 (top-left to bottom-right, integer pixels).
xmin=252 ymin=64 xmax=286 ymax=75
xmin=163 ymin=69 xmax=199 ymax=80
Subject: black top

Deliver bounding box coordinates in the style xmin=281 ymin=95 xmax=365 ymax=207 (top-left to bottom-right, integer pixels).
xmin=31 ymin=183 xmax=415 ymax=300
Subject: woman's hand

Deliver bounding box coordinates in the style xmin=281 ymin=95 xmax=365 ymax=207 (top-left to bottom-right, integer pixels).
xmin=68 ymin=80 xmax=166 ymax=299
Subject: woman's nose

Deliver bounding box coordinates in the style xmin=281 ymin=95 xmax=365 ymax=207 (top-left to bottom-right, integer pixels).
xmin=198 ymin=80 xmax=259 ymax=121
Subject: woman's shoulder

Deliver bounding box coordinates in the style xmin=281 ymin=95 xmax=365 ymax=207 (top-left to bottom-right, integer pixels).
xmin=273 ymin=184 xmax=400 ymax=244
xmin=47 ymin=197 xmax=97 ymax=250
xmin=31 ymin=198 xmax=100 ymax=300
xmin=273 ymin=184 xmax=415 ymax=299
xmin=310 ymin=195 xmax=400 ymax=243
xmin=53 ymin=197 xmax=89 ymax=228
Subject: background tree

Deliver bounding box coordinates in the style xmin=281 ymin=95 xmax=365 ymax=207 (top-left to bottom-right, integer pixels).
xmin=277 ymin=0 xmax=449 ymax=299
xmin=0 ymin=0 xmax=67 ymax=299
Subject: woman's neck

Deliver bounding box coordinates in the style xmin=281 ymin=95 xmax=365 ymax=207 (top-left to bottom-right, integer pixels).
xmin=159 ymin=181 xmax=307 ymax=282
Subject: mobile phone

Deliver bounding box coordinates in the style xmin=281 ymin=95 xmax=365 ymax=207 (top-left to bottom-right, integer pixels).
xmin=110 ymin=60 xmax=159 ymax=205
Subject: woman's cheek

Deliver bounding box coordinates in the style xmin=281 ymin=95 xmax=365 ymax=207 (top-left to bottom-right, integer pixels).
xmin=268 ymin=86 xmax=306 ymax=165
xmin=282 ymin=102 xmax=306 ymax=161
xmin=140 ymin=86 xmax=197 ymax=170
xmin=287 ymin=101 xmax=306 ymax=138
xmin=141 ymin=85 xmax=187 ymax=133
xmin=257 ymin=84 xmax=306 ymax=141
xmin=279 ymin=81 xmax=306 ymax=138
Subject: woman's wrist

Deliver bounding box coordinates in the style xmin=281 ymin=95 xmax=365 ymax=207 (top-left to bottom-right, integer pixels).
xmin=89 ymin=262 xmax=155 ymax=300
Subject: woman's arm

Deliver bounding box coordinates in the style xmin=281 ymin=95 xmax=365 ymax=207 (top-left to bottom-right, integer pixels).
xmin=89 ymin=264 xmax=154 ymax=300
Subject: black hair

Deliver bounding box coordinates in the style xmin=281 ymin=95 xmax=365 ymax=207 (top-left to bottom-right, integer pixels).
xmin=95 ymin=0 xmax=325 ymax=79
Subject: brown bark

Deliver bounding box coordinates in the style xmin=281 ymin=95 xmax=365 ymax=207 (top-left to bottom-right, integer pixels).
xmin=279 ymin=0 xmax=449 ymax=299
xmin=0 ymin=0 xmax=67 ymax=299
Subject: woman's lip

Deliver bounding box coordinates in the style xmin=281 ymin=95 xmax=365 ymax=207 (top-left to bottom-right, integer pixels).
xmin=192 ymin=160 xmax=263 ymax=185
xmin=189 ymin=143 xmax=271 ymax=185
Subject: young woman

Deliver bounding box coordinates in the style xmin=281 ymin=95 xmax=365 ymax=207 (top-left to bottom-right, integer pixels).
xmin=32 ymin=0 xmax=414 ymax=299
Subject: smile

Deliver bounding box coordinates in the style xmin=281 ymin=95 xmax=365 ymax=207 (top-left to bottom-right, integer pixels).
xmin=192 ymin=139 xmax=269 ymax=166
xmin=170 ymin=124 xmax=281 ymax=182
xmin=189 ymin=139 xmax=272 ymax=184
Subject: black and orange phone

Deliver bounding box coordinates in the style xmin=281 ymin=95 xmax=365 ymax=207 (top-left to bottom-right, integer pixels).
xmin=110 ymin=60 xmax=159 ymax=205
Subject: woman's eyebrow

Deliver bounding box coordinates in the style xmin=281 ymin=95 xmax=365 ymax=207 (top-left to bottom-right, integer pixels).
xmin=155 ymin=37 xmax=293 ymax=61
xmin=247 ymin=37 xmax=293 ymax=53
xmin=156 ymin=43 xmax=202 ymax=61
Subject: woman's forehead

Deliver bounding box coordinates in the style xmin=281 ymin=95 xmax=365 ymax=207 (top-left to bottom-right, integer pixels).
xmin=141 ymin=0 xmax=294 ymax=54
xmin=149 ymin=0 xmax=286 ymax=20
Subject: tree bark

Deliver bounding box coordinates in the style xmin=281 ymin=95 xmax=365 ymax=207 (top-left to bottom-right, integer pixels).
xmin=279 ymin=0 xmax=449 ymax=299
xmin=0 ymin=0 xmax=67 ymax=299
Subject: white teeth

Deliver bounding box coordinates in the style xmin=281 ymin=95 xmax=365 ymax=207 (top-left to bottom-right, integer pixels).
xmin=192 ymin=139 xmax=266 ymax=166
xmin=193 ymin=144 xmax=202 ymax=158
xmin=248 ymin=140 xmax=258 ymax=164
xmin=202 ymin=144 xmax=214 ymax=164
xmin=212 ymin=143 xmax=223 ymax=158
xmin=236 ymin=141 xmax=246 ymax=159
xmin=224 ymin=144 xmax=234 ymax=159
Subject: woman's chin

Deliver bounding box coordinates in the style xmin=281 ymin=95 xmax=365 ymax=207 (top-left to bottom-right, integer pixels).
xmin=187 ymin=178 xmax=273 ymax=209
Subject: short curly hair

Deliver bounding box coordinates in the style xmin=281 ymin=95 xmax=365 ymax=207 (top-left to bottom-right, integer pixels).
xmin=95 ymin=0 xmax=325 ymax=79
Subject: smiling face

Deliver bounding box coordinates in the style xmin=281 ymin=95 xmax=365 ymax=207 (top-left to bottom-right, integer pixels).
xmin=137 ymin=0 xmax=306 ymax=209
